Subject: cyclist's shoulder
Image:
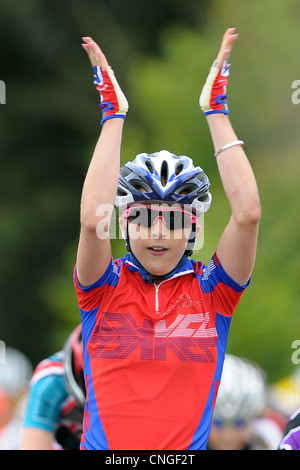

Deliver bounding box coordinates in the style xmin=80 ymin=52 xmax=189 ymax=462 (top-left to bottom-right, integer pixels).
xmin=190 ymin=258 xmax=206 ymax=275
xmin=280 ymin=407 xmax=300 ymax=446
xmin=190 ymin=256 xmax=217 ymax=281
xmin=30 ymin=351 xmax=65 ymax=387
xmin=77 ymin=256 xmax=128 ymax=292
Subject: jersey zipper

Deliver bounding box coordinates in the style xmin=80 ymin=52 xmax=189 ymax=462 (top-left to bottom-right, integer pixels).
xmin=153 ymin=270 xmax=194 ymax=314
xmin=154 ymin=283 xmax=160 ymax=313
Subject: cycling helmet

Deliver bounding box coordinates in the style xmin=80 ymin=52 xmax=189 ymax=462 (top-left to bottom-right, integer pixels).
xmin=63 ymin=325 xmax=85 ymax=408
xmin=115 ymin=150 xmax=212 ymax=213
xmin=213 ymin=354 xmax=267 ymax=425
xmin=270 ymin=366 xmax=300 ymax=416
xmin=0 ymin=347 xmax=32 ymax=399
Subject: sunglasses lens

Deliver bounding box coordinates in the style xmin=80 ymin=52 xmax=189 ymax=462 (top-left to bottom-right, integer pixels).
xmin=168 ymin=211 xmax=193 ymax=230
xmin=127 ymin=207 xmax=150 ymax=227
xmin=213 ymin=418 xmax=245 ymax=428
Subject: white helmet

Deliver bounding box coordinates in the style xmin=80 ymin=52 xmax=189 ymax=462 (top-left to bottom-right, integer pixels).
xmin=213 ymin=354 xmax=267 ymax=425
xmin=0 ymin=347 xmax=32 ymax=398
xmin=116 ymin=150 xmax=212 ymax=213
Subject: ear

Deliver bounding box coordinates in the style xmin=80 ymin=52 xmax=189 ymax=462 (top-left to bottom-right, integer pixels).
xmin=119 ymin=217 xmax=126 ymax=240
xmin=195 ymin=223 xmax=202 ymax=237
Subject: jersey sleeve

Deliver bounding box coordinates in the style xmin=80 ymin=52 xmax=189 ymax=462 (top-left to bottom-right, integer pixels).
xmin=23 ymin=372 xmax=68 ymax=433
xmin=278 ymin=408 xmax=300 ymax=450
xmin=199 ymin=252 xmax=250 ymax=317
xmin=73 ymin=258 xmax=121 ymax=313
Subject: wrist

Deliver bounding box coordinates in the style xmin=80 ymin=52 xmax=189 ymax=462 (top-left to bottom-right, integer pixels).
xmin=101 ymin=114 xmax=127 ymax=125
xmin=101 ymin=117 xmax=125 ymax=130
xmin=206 ymin=113 xmax=230 ymax=123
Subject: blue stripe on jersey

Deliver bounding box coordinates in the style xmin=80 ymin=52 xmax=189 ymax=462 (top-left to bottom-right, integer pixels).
xmin=80 ymin=307 xmax=109 ymax=450
xmin=81 ymin=339 xmax=109 ymax=450
xmin=187 ymin=312 xmax=232 ymax=449
xmin=199 ymin=257 xmax=250 ymax=294
xmin=74 ymin=259 xmax=120 ymax=293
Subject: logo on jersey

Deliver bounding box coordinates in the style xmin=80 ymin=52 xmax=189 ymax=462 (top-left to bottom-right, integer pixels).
xmin=89 ymin=312 xmax=217 ymax=362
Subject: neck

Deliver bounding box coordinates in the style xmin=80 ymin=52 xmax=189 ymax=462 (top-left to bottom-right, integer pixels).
xmin=128 ymin=251 xmax=190 ymax=284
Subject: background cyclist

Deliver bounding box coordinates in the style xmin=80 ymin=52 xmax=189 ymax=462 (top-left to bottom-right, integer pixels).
xmin=20 ymin=325 xmax=84 ymax=450
xmin=208 ymin=354 xmax=283 ymax=450
xmin=0 ymin=347 xmax=32 ymax=450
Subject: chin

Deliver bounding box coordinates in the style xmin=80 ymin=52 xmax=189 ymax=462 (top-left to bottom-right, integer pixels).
xmin=146 ymin=262 xmax=175 ymax=277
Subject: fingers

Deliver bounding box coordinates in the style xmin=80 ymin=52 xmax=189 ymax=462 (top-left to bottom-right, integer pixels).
xmin=215 ymin=27 xmax=239 ymax=68
xmin=82 ymin=37 xmax=109 ymax=70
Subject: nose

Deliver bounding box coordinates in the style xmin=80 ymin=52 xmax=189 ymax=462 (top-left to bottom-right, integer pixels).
xmin=150 ymin=217 xmax=168 ymax=239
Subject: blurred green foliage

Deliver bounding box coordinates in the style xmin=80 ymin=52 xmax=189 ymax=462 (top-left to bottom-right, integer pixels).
xmin=0 ymin=0 xmax=209 ymax=362
xmin=0 ymin=0 xmax=299 ymax=384
xmin=124 ymin=0 xmax=300 ymax=382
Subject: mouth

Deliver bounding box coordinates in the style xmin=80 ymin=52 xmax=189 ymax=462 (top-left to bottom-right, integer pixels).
xmin=147 ymin=246 xmax=169 ymax=255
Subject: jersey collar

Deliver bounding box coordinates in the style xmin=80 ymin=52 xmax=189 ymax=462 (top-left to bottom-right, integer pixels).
xmin=124 ymin=252 xmax=194 ymax=284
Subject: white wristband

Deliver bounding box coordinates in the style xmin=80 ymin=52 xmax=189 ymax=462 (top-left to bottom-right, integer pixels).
xmin=214 ymin=140 xmax=244 ymax=158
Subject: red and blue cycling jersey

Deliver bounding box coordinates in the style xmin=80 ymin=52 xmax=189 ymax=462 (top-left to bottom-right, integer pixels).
xmin=73 ymin=252 xmax=249 ymax=450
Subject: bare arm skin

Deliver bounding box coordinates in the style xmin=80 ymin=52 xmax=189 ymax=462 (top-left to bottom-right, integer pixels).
xmin=19 ymin=428 xmax=54 ymax=450
xmin=205 ymin=29 xmax=261 ymax=285
xmin=76 ymin=38 xmax=125 ymax=287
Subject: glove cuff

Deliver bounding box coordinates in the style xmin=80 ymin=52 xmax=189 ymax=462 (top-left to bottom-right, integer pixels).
xmin=199 ymin=59 xmax=230 ymax=115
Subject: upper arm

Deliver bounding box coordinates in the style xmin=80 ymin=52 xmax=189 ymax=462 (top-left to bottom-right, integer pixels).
xmin=76 ymin=120 xmax=124 ymax=288
xmin=216 ymin=215 xmax=259 ymax=285
xmin=76 ymin=227 xmax=112 ymax=288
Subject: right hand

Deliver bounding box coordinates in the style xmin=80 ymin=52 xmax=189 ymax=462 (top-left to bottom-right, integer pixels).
xmin=82 ymin=37 xmax=129 ymax=124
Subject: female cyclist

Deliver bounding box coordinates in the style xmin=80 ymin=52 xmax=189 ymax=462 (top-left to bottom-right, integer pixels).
xmin=74 ymin=28 xmax=261 ymax=450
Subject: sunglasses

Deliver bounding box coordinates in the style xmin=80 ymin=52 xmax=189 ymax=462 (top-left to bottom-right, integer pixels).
xmin=122 ymin=205 xmax=197 ymax=230
xmin=213 ymin=418 xmax=245 ymax=428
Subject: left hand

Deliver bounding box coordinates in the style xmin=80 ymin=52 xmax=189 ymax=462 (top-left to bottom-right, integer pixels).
xmin=199 ymin=28 xmax=239 ymax=115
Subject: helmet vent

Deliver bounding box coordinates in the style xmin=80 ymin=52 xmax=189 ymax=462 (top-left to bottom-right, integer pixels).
xmin=120 ymin=166 xmax=131 ymax=177
xmin=145 ymin=159 xmax=154 ymax=174
xmin=160 ymin=160 xmax=168 ymax=187
xmin=175 ymin=162 xmax=184 ymax=175
xmin=176 ymin=184 xmax=197 ymax=195
xmin=196 ymin=172 xmax=206 ymax=183
xmin=117 ymin=187 xmax=128 ymax=196
xmin=131 ymin=180 xmax=151 ymax=193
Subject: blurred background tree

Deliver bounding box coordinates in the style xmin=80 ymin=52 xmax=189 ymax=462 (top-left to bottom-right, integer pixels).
xmin=0 ymin=0 xmax=209 ymax=360
xmin=0 ymin=0 xmax=299 ymax=385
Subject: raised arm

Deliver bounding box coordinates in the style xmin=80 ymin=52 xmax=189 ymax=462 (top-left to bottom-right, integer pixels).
xmin=200 ymin=29 xmax=261 ymax=285
xmin=76 ymin=38 xmax=128 ymax=287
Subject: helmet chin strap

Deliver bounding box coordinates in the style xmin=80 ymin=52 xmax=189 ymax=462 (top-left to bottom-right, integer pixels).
xmin=184 ymin=223 xmax=196 ymax=257
xmin=125 ymin=223 xmax=196 ymax=283
xmin=125 ymin=223 xmax=132 ymax=252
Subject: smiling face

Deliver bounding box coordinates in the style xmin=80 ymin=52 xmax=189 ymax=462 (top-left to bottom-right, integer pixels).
xmin=119 ymin=203 xmax=201 ymax=276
